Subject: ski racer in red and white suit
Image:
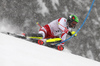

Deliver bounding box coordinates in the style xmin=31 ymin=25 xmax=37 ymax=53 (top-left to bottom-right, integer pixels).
xmin=39 ymin=17 xmax=70 ymax=45
xmin=39 ymin=15 xmax=79 ymax=48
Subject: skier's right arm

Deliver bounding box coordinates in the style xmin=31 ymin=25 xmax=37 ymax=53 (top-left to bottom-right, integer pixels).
xmin=58 ymin=18 xmax=69 ymax=45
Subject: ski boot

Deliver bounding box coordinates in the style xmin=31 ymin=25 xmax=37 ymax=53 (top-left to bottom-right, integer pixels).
xmin=45 ymin=43 xmax=64 ymax=51
xmin=56 ymin=45 xmax=64 ymax=51
xmin=27 ymin=38 xmax=46 ymax=45
xmin=45 ymin=38 xmax=64 ymax=51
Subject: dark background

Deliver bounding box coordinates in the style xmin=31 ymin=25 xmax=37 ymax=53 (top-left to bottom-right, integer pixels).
xmin=0 ymin=0 xmax=100 ymax=62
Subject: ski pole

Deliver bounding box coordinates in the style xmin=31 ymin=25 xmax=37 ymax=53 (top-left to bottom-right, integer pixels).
xmin=36 ymin=22 xmax=42 ymax=28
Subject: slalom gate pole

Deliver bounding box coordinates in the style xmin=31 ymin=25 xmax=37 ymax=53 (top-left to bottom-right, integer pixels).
xmin=55 ymin=0 xmax=95 ymax=46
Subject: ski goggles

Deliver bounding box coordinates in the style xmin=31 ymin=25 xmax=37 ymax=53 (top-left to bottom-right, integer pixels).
xmin=70 ymin=21 xmax=77 ymax=28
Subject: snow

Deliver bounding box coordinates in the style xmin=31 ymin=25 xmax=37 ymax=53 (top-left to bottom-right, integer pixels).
xmin=86 ymin=6 xmax=90 ymax=11
xmin=0 ymin=33 xmax=100 ymax=66
xmin=94 ymin=8 xmax=100 ymax=22
xmin=73 ymin=0 xmax=90 ymax=7
xmin=50 ymin=0 xmax=60 ymax=10
xmin=36 ymin=0 xmax=50 ymax=17
xmin=86 ymin=50 xmax=94 ymax=60
xmin=62 ymin=6 xmax=69 ymax=17
xmin=0 ymin=18 xmax=20 ymax=33
xmin=95 ymin=39 xmax=100 ymax=50
xmin=98 ymin=17 xmax=100 ymax=21
xmin=36 ymin=0 xmax=60 ymax=16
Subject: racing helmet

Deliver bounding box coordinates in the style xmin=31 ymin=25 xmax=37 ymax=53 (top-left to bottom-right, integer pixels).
xmin=67 ymin=14 xmax=79 ymax=28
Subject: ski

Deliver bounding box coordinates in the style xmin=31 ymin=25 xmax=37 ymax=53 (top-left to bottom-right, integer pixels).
xmin=1 ymin=32 xmax=64 ymax=51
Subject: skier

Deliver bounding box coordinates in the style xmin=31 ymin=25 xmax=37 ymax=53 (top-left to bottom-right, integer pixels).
xmin=25 ymin=14 xmax=79 ymax=51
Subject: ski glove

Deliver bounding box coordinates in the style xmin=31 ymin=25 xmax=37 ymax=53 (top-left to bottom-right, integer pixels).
xmin=68 ymin=31 xmax=77 ymax=37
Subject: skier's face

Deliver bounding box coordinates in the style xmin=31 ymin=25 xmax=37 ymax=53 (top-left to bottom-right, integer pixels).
xmin=69 ymin=21 xmax=77 ymax=28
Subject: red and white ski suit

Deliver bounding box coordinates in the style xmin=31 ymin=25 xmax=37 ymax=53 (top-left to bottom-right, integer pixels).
xmin=39 ymin=17 xmax=72 ymax=45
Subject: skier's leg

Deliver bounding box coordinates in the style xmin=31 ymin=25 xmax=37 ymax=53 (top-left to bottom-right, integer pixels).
xmin=46 ymin=38 xmax=64 ymax=51
xmin=38 ymin=31 xmax=45 ymax=38
xmin=26 ymin=26 xmax=46 ymax=39
xmin=26 ymin=33 xmax=43 ymax=37
xmin=28 ymin=31 xmax=46 ymax=45
xmin=45 ymin=38 xmax=61 ymax=47
xmin=26 ymin=31 xmax=46 ymax=45
xmin=45 ymin=38 xmax=64 ymax=51
xmin=25 ymin=33 xmax=43 ymax=39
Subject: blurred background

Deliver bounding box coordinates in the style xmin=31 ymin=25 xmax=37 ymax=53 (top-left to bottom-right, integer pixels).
xmin=0 ymin=0 xmax=100 ymax=62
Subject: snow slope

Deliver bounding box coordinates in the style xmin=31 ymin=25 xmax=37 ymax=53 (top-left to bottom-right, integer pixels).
xmin=0 ymin=33 xmax=100 ymax=66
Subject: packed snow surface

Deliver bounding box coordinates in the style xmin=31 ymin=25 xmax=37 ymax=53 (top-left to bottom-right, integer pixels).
xmin=0 ymin=33 xmax=100 ymax=66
